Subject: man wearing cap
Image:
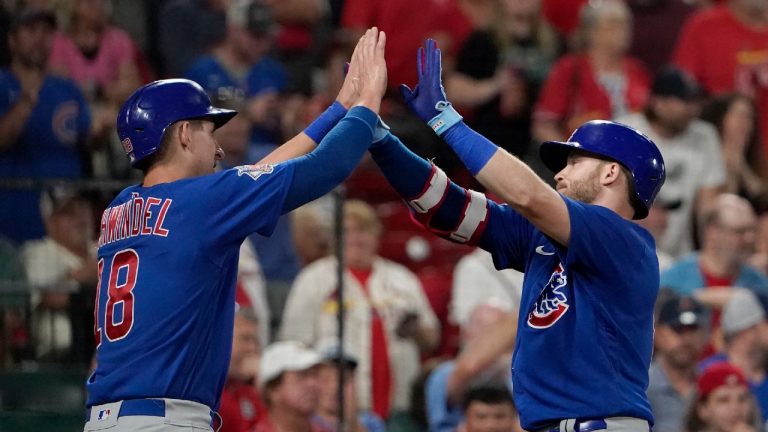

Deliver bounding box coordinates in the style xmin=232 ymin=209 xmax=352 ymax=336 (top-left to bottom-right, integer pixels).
xmin=0 ymin=7 xmax=91 ymax=244
xmin=647 ymin=295 xmax=708 ymax=432
xmin=255 ymin=341 xmax=327 ymax=432
xmin=661 ymin=194 xmax=768 ymax=354
xmin=700 ymin=290 xmax=768 ymax=422
xmin=619 ymin=66 xmax=726 ymax=258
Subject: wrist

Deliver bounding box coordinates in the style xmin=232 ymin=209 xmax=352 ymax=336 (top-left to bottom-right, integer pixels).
xmin=355 ymin=94 xmax=381 ymax=115
xmin=303 ymin=101 xmax=347 ymax=143
xmin=427 ymin=102 xmax=463 ymax=136
xmin=336 ymin=95 xmax=354 ymax=110
xmin=443 ymin=122 xmax=499 ymax=176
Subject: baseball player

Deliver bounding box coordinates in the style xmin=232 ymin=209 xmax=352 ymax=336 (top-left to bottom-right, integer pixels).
xmin=367 ymin=40 xmax=665 ymax=431
xmin=83 ymin=28 xmax=387 ymax=431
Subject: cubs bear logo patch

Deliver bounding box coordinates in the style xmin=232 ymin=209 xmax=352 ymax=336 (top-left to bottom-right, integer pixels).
xmin=236 ymin=164 xmax=274 ymax=181
xmin=528 ymin=263 xmax=570 ymax=329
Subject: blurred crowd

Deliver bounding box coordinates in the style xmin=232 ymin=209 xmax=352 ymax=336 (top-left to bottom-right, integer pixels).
xmin=1 ymin=0 xmax=768 ymax=431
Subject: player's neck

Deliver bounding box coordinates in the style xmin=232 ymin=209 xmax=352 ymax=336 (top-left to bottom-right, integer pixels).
xmin=143 ymin=163 xmax=191 ymax=187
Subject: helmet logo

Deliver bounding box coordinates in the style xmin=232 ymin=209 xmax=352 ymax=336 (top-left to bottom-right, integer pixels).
xmin=121 ymin=137 xmax=134 ymax=154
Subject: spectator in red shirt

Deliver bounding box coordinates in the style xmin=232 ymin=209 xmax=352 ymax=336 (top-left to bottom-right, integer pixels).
xmin=218 ymin=307 xmax=267 ymax=432
xmin=672 ymin=0 xmax=768 ymax=159
xmin=532 ymin=0 xmax=650 ymax=143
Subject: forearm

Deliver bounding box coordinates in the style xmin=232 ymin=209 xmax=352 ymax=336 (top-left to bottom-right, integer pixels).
xmin=442 ymin=122 xmax=569 ymax=244
xmin=370 ymin=133 xmax=474 ymax=236
xmin=281 ymin=106 xmax=376 ymax=212
xmin=445 ymin=73 xmax=500 ymax=107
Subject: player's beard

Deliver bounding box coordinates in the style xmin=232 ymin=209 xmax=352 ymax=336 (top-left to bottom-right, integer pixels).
xmin=561 ymin=168 xmax=602 ymax=204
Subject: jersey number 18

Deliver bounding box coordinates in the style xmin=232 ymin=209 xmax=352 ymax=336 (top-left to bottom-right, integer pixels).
xmin=94 ymin=248 xmax=139 ymax=347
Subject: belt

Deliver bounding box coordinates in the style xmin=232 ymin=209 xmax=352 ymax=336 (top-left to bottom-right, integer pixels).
xmin=543 ymin=419 xmax=608 ymax=432
xmin=85 ymin=399 xmax=166 ymax=422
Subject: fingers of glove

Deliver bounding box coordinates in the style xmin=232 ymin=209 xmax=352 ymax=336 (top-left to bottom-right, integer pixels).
xmin=425 ymin=39 xmax=436 ymax=78
xmin=433 ymin=47 xmax=442 ymax=84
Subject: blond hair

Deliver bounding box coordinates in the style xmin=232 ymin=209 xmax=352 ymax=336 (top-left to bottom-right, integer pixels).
xmin=344 ymin=199 xmax=382 ymax=235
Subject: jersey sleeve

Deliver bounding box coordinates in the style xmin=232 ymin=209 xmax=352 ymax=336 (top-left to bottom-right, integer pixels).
xmin=477 ymin=200 xmax=535 ymax=272
xmin=558 ymin=197 xmax=656 ymax=290
xmin=191 ymin=163 xmax=295 ymax=246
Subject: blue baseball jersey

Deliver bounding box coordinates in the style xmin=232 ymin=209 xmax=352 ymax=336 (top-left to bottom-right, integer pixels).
xmin=0 ymin=71 xmax=91 ymax=243
xmin=484 ymin=197 xmax=657 ymax=430
xmin=86 ymin=163 xmax=292 ymax=410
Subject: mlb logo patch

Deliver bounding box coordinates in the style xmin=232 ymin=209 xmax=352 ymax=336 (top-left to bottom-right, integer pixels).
xmin=236 ymin=163 xmax=274 ymax=181
xmin=97 ymin=409 xmax=112 ymax=421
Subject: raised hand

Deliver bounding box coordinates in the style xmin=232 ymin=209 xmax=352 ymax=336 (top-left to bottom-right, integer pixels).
xmin=353 ymin=27 xmax=387 ymax=115
xmin=399 ymin=39 xmax=449 ymax=123
xmin=335 ymin=32 xmax=366 ymax=109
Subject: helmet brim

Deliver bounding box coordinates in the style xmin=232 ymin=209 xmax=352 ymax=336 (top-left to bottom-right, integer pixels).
xmin=539 ymin=140 xmax=584 ymax=173
xmin=201 ymin=108 xmax=238 ymax=130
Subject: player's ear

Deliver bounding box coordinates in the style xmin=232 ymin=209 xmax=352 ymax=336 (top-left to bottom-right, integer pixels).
xmin=177 ymin=121 xmax=194 ymax=150
xmin=600 ymin=161 xmax=621 ymax=186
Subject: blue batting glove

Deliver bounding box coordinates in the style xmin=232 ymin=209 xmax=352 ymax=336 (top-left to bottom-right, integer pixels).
xmin=400 ymin=39 xmax=448 ymax=122
xmin=400 ymin=39 xmax=462 ymax=136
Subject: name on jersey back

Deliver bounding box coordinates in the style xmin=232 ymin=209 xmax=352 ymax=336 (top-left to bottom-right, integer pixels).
xmin=98 ymin=192 xmax=172 ymax=247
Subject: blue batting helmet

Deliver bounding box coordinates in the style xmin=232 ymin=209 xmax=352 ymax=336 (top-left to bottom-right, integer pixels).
xmin=117 ymin=79 xmax=237 ymax=165
xmin=539 ymin=120 xmax=665 ymax=219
